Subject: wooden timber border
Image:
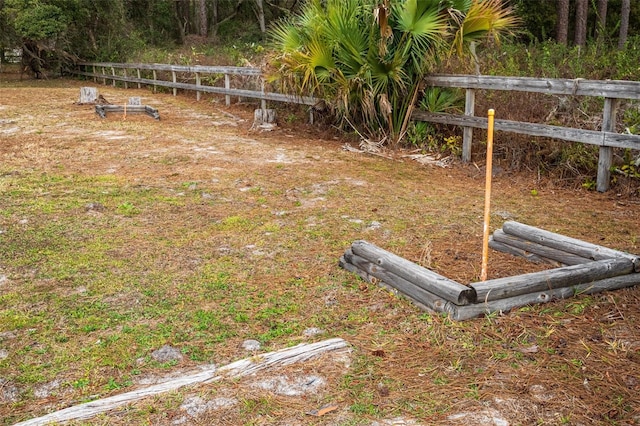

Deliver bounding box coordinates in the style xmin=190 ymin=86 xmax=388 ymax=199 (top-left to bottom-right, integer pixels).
xmin=70 ymin=64 xmax=640 ymax=192
xmin=417 ymin=75 xmax=640 ymax=192
xmin=95 ymin=104 xmax=160 ymax=120
xmin=340 ymin=221 xmax=640 ymax=321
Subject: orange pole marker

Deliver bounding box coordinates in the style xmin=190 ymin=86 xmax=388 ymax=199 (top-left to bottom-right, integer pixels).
xmin=480 ymin=109 xmax=495 ymax=281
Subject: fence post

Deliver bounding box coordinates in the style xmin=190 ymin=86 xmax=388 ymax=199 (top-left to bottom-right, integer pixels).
xmin=111 ymin=67 xmax=116 ymax=87
xmin=597 ymin=98 xmax=619 ymax=192
xmin=92 ymin=65 xmax=97 ymax=83
xmin=123 ymin=68 xmax=128 ymax=89
xmin=172 ymin=70 xmax=177 ymax=96
xmin=261 ymin=79 xmax=267 ymax=111
xmin=195 ymin=72 xmax=201 ymax=101
xmin=136 ymin=68 xmax=141 ymax=89
xmin=102 ymin=67 xmax=106 ymax=85
xmin=225 ymin=74 xmax=231 ymax=106
xmin=153 ymin=70 xmax=157 ymax=93
xmin=462 ymin=88 xmax=476 ymax=162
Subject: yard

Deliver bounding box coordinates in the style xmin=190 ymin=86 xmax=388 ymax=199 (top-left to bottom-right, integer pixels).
xmin=1 ymin=73 xmax=639 ymax=425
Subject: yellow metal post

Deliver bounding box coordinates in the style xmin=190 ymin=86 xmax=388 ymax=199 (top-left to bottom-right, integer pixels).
xmin=481 ymin=109 xmax=495 ymax=281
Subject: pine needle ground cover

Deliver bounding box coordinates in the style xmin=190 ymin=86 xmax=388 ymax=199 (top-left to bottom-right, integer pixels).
xmin=1 ymin=75 xmax=639 ymax=425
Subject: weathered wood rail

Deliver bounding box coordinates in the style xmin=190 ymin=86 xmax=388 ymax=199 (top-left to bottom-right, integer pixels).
xmin=417 ymin=75 xmax=640 ymax=192
xmin=340 ymin=221 xmax=640 ymax=321
xmin=70 ymin=62 xmax=317 ymax=109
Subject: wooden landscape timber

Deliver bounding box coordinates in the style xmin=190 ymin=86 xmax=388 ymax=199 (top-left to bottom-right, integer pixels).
xmin=350 ymin=240 xmax=476 ymax=305
xmin=500 ymin=221 xmax=640 ymax=271
xmin=95 ymin=104 xmax=160 ymax=120
xmin=13 ymin=338 xmax=349 ymax=426
xmin=491 ymin=229 xmax=594 ymax=266
xmin=471 ymin=257 xmax=634 ymax=302
xmin=340 ymin=222 xmax=639 ymax=320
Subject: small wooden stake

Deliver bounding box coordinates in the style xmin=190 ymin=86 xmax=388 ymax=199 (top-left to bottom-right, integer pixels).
xmin=480 ymin=109 xmax=495 ymax=281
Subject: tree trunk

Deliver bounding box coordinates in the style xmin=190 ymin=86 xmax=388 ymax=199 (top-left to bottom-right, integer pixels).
xmin=618 ymin=0 xmax=630 ymax=49
xmin=596 ymin=0 xmax=608 ymax=40
xmin=556 ymin=0 xmax=569 ymax=45
xmin=198 ymin=0 xmax=207 ymax=37
xmin=211 ymin=0 xmax=219 ymax=37
xmin=574 ymin=0 xmax=588 ymax=46
xmin=255 ymin=0 xmax=266 ymax=34
xmin=174 ymin=1 xmax=187 ymax=43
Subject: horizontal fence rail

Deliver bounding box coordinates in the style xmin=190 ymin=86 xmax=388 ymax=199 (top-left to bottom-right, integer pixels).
xmin=71 ymin=62 xmax=317 ymax=107
xmin=418 ymin=74 xmax=640 ymax=192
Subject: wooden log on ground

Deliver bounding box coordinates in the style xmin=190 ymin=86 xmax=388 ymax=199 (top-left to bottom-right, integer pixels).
xmin=454 ymin=271 xmax=640 ymax=320
xmin=489 ymin=236 xmax=562 ymax=265
xmin=471 ymin=257 xmax=634 ymax=302
xmin=502 ymin=221 xmax=640 ymax=271
xmin=340 ymin=250 xmax=455 ymax=316
xmin=14 ymin=338 xmax=349 ymax=426
xmin=492 ymin=229 xmax=593 ymax=265
xmin=95 ymin=105 xmax=160 ymax=120
xmin=350 ymin=240 xmax=476 ymax=305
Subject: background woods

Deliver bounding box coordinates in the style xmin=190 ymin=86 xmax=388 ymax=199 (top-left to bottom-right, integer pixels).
xmin=1 ymin=0 xmax=639 ymax=68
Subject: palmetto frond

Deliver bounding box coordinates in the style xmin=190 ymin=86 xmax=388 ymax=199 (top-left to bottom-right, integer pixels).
xmin=269 ymin=0 xmax=517 ymax=145
xmin=450 ymin=0 xmax=519 ymax=56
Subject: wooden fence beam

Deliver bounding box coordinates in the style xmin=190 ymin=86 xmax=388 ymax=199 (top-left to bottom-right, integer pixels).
xmin=597 ymin=98 xmax=619 ymax=192
xmin=225 ymin=73 xmax=231 ymax=106
xmin=462 ymin=88 xmax=475 ymax=162
xmin=195 ymin=72 xmax=201 ymax=101
xmin=412 ymin=111 xmax=640 ymax=151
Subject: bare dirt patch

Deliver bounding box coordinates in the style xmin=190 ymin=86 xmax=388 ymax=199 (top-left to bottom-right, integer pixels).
xmin=1 ymin=74 xmax=639 ymax=425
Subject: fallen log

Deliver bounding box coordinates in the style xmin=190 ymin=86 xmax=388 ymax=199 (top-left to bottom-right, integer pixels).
xmin=471 ymin=257 xmax=634 ymax=302
xmin=454 ymin=271 xmax=640 ymax=320
xmin=492 ymin=229 xmax=593 ymax=265
xmin=14 ymin=338 xmax=349 ymax=426
xmin=340 ymin=250 xmax=454 ymax=315
xmin=502 ymin=221 xmax=640 ymax=271
xmin=349 ymin=240 xmax=476 ymax=305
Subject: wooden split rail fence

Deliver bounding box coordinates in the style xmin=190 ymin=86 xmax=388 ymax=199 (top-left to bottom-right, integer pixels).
xmin=71 ymin=64 xmax=640 ymax=192
xmin=70 ymin=61 xmax=317 ymax=119
xmin=340 ymin=221 xmax=640 ymax=321
xmin=417 ymin=75 xmax=640 ymax=192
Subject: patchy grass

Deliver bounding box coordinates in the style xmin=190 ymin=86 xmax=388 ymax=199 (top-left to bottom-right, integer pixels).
xmin=0 ymin=74 xmax=639 ymax=425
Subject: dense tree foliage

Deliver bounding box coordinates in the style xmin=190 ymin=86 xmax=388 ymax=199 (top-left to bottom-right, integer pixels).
xmin=0 ymin=0 xmax=299 ymax=74
xmin=513 ymin=0 xmax=639 ymax=46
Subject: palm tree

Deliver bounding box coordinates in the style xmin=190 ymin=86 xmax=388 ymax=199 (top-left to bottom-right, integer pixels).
xmin=269 ymin=0 xmax=517 ymax=145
